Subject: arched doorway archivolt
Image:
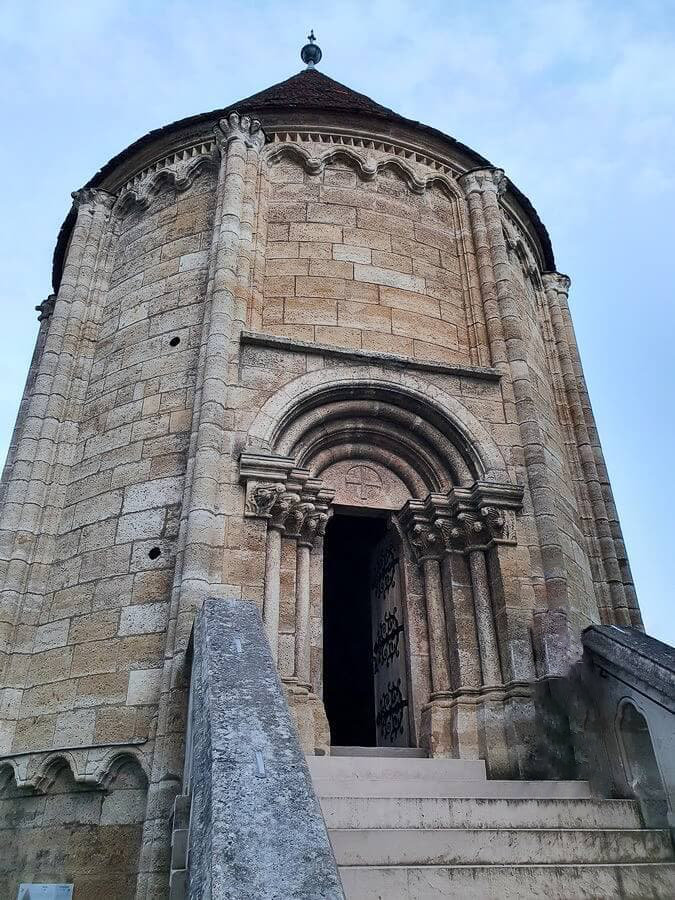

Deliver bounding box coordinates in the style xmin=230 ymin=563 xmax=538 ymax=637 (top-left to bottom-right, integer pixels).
xmin=245 ymin=366 xmax=510 ymax=486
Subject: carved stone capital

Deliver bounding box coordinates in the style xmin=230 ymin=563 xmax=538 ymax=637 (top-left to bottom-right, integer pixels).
xmin=215 ymin=111 xmax=266 ymax=152
xmin=542 ymin=271 xmax=571 ymax=297
xmin=296 ymin=507 xmax=328 ymax=548
xmin=401 ymin=481 xmax=522 ymax=562
xmin=71 ymin=187 xmax=116 ymax=213
xmin=399 ymin=501 xmax=445 ymax=563
xmin=284 ymin=501 xmax=315 ymax=539
xmin=35 ymin=294 xmax=56 ymax=322
xmin=245 ymin=481 xmax=285 ymax=518
xmin=458 ymin=167 xmax=507 ymax=199
xmin=268 ymin=491 xmax=302 ymax=531
xmin=409 ymin=521 xmax=445 ymax=563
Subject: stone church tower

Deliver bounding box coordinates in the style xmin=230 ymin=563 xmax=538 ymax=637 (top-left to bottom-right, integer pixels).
xmin=2 ymin=37 xmax=673 ymax=900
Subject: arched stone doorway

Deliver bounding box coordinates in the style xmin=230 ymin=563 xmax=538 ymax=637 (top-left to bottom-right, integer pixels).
xmin=240 ymin=370 xmax=525 ymax=766
xmin=616 ymin=700 xmax=668 ymax=824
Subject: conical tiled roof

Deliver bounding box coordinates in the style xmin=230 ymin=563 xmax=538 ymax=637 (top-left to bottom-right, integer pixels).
xmin=231 ymin=68 xmax=399 ymax=119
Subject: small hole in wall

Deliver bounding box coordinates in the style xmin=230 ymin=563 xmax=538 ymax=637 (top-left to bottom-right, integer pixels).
xmin=169 ymin=336 xmax=180 ymax=347
xmin=148 ymin=547 xmax=162 ymax=560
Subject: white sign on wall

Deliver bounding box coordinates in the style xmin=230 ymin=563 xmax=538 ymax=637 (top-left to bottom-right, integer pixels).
xmin=18 ymin=886 xmax=73 ymax=900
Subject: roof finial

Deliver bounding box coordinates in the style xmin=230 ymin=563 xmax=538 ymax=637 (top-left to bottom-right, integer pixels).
xmin=301 ymin=30 xmax=322 ymax=68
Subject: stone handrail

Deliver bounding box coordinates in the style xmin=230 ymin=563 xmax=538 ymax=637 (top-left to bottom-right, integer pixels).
xmin=172 ymin=597 xmax=344 ymax=899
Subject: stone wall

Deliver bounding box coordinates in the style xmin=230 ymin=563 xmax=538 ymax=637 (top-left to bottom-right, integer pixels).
xmin=0 ymin=757 xmax=147 ymax=899
xmin=255 ymin=156 xmax=480 ymax=366
xmin=9 ymin=173 xmax=216 ymax=756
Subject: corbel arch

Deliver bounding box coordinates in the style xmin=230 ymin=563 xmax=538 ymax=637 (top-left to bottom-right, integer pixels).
xmin=96 ymin=748 xmax=149 ymax=790
xmin=30 ymin=752 xmax=80 ymax=793
xmin=263 ymin=142 xmax=463 ymax=201
xmin=114 ymin=153 xmax=218 ymax=217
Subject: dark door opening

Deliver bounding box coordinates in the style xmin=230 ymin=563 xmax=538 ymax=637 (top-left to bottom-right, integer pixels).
xmin=323 ymin=512 xmax=388 ymax=747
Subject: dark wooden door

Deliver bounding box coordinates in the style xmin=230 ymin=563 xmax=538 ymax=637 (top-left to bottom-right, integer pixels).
xmin=370 ymin=531 xmax=410 ymax=746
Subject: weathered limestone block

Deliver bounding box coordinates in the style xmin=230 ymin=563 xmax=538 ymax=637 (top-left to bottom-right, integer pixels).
xmin=186 ymin=598 xmax=344 ymax=900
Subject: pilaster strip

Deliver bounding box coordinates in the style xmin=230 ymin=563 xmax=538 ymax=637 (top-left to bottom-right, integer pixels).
xmin=543 ymin=273 xmax=630 ymax=626
xmin=459 ymin=168 xmax=570 ymax=614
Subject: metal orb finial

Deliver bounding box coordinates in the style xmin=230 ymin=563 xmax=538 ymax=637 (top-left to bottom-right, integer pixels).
xmin=301 ymin=30 xmax=322 ymax=68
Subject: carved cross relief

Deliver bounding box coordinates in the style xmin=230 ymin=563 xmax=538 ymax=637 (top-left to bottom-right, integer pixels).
xmin=320 ymin=459 xmax=411 ymax=510
xmin=345 ymin=465 xmax=383 ymax=501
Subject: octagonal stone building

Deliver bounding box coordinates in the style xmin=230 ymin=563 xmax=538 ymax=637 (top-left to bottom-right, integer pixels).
xmin=2 ymin=46 xmax=672 ymax=900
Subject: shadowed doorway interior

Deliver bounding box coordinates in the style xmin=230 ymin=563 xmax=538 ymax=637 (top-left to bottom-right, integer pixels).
xmin=323 ymin=512 xmax=388 ymax=747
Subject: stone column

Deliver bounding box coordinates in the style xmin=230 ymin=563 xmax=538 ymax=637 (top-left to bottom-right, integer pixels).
xmin=557 ymin=287 xmax=640 ymax=626
xmin=264 ymin=527 xmax=284 ymax=662
xmin=467 ymin=547 xmax=502 ymax=686
xmin=263 ymin=491 xmax=301 ymax=663
xmin=405 ymin=519 xmax=451 ymax=694
xmin=295 ymin=540 xmax=312 ymax=683
xmin=544 ymin=272 xmax=634 ymax=628
xmin=460 ymin=168 xmax=570 ymax=677
xmin=421 ymin=558 xmax=450 ymax=694
xmin=177 ymin=113 xmax=265 ymax=625
xmin=294 ymin=505 xmax=330 ymax=686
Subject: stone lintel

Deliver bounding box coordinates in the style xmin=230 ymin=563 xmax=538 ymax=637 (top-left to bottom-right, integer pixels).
xmin=240 ymin=330 xmax=501 ymax=382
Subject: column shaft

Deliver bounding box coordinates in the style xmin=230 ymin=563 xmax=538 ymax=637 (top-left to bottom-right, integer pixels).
xmin=461 ymin=170 xmax=569 ymax=612
xmin=544 ymin=275 xmax=629 ymax=625
xmin=295 ymin=543 xmax=311 ymax=684
xmin=264 ymin=527 xmax=283 ymax=662
xmin=422 ymin=557 xmax=451 ymax=693
xmin=0 ymin=190 xmax=114 ymax=668
xmin=468 ymin=549 xmax=502 ymax=685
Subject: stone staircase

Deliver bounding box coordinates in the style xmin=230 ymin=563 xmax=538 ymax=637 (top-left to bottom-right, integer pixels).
xmin=308 ymin=749 xmax=675 ymax=899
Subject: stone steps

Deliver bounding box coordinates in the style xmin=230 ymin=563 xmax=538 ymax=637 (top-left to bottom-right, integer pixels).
xmin=313 ymin=778 xmax=593 ymax=799
xmin=319 ymin=796 xmax=644 ymax=830
xmin=309 ymin=754 xmax=592 ymax=798
xmin=330 ymin=746 xmax=427 ymax=758
xmin=309 ymin=755 xmax=487 ymax=779
xmin=338 ymin=862 xmax=675 ymax=899
xmin=329 ymin=826 xmax=674 ymax=865
xmin=310 ymin=752 xmax=675 ymax=899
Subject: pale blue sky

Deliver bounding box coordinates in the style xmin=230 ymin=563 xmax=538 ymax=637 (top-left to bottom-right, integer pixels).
xmin=0 ymin=1 xmax=673 ymax=642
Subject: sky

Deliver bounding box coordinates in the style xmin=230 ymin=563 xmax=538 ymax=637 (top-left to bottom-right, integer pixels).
xmin=0 ymin=0 xmax=673 ymax=643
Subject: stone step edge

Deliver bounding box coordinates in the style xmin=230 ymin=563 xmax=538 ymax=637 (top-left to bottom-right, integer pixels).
xmin=328 ymin=827 xmax=669 ymax=835
xmin=320 ymin=795 xmax=637 ymax=803
xmin=337 ymin=862 xmax=675 ymax=870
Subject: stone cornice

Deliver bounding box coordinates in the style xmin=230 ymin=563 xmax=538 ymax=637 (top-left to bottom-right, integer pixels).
xmin=240 ymin=331 xmax=501 ymax=383
xmin=267 ymin=126 xmax=463 ymax=178
xmin=265 ymin=139 xmax=461 ymax=199
xmin=239 ymin=450 xmax=296 ymax=483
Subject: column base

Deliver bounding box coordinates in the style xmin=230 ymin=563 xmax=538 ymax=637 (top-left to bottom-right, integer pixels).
xmin=419 ymin=682 xmax=577 ymax=779
xmin=419 ymin=694 xmax=482 ymax=761
xmin=283 ymin=680 xmax=330 ymax=755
